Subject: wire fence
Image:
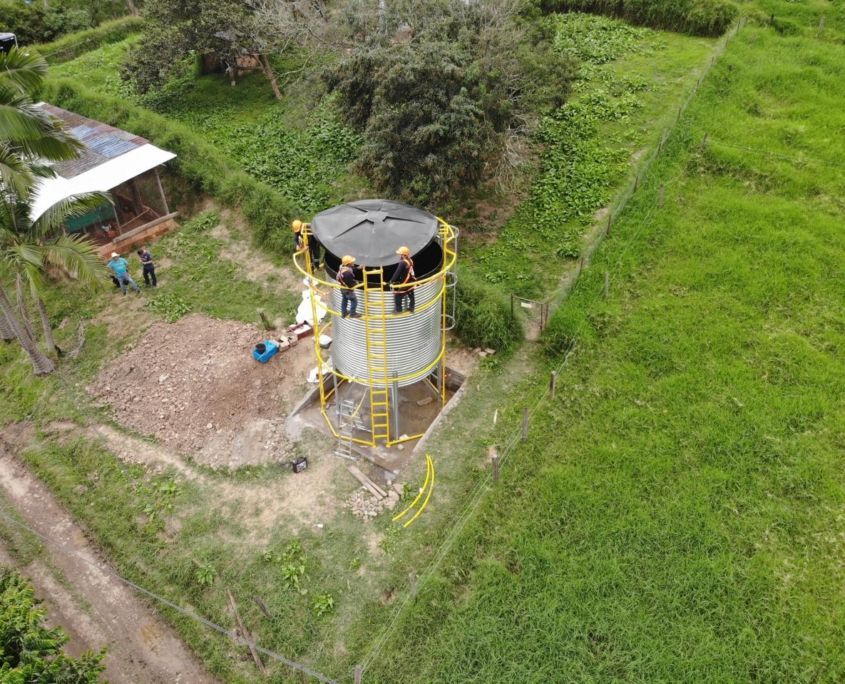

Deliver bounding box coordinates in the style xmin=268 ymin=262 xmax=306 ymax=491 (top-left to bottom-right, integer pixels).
xmin=0 ymin=505 xmax=339 ymax=683
xmin=356 ymin=16 xmax=748 ymax=683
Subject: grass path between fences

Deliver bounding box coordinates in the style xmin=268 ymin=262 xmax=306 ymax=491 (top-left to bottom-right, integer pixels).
xmin=356 ymin=6 xmax=845 ymax=683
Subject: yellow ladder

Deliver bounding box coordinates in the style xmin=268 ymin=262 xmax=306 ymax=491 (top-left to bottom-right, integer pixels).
xmin=363 ymin=268 xmax=391 ymax=443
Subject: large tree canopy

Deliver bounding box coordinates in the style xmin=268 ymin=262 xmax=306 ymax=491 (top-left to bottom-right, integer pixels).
xmin=123 ymin=0 xmax=256 ymax=95
xmin=324 ymin=0 xmax=577 ymax=205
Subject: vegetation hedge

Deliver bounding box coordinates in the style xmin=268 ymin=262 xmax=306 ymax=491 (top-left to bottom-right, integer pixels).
xmin=34 ymin=16 xmax=144 ymax=64
xmin=42 ymin=78 xmax=296 ymax=256
xmin=454 ymin=269 xmax=523 ymax=352
xmin=535 ymin=0 xmax=738 ymax=36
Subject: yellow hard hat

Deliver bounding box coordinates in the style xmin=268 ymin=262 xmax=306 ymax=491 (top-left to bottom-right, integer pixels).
xmin=396 ymin=246 xmax=410 ymax=256
xmin=291 ymin=219 xmax=302 ymax=233
xmin=341 ymin=255 xmax=355 ymax=265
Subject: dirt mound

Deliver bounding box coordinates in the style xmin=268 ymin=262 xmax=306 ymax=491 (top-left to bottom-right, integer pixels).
xmin=90 ymin=314 xmax=313 ymax=469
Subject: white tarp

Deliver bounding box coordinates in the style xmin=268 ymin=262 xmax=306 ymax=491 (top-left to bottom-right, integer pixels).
xmin=29 ymin=144 xmax=176 ymax=222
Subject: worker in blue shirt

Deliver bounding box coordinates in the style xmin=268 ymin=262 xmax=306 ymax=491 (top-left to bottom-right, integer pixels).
xmin=106 ymin=252 xmax=141 ymax=295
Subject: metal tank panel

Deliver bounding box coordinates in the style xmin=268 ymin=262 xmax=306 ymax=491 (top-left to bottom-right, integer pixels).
xmin=330 ymin=278 xmax=442 ymax=388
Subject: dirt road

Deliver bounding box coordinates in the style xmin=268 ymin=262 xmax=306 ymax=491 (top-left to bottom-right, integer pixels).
xmin=0 ymin=432 xmax=216 ymax=683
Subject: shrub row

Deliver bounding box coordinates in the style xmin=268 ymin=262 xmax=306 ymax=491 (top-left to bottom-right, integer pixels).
xmin=454 ymin=269 xmax=523 ymax=352
xmin=42 ymin=78 xmax=296 ymax=256
xmin=535 ymin=0 xmax=738 ymax=36
xmin=33 ymin=16 xmax=144 ymax=64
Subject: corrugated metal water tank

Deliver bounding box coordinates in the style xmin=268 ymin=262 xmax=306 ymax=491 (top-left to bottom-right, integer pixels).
xmin=310 ymin=199 xmax=445 ymax=388
xmin=330 ymin=279 xmax=441 ymax=387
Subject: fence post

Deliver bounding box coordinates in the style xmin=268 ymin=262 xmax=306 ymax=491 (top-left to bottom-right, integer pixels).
xmin=549 ymin=371 xmax=557 ymax=400
xmin=510 ymin=293 xmax=514 ymax=318
xmin=606 ymin=214 xmax=612 ymax=238
xmin=354 ymin=664 xmax=363 ymax=684
xmin=603 ymin=271 xmax=609 ymax=299
xmin=521 ymin=408 xmax=529 ymax=441
xmin=634 ymin=174 xmax=639 ymax=192
xmin=489 ymin=446 xmax=500 ymax=483
xmin=818 ymin=16 xmax=825 ymax=37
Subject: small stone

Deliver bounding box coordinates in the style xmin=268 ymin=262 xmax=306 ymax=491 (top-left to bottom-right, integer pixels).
xmin=484 ymin=348 xmax=495 ymax=355
xmin=416 ymin=397 xmax=434 ymax=406
xmin=206 ymin=422 xmax=213 ymax=429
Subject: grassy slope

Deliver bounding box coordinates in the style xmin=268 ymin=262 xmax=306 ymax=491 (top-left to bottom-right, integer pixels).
xmin=364 ymin=8 xmax=845 ymax=683
xmin=50 ymin=38 xmax=365 ymax=216
xmin=468 ymin=13 xmax=713 ymax=298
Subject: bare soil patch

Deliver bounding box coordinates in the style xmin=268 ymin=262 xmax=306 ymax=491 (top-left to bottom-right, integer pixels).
xmin=89 ymin=314 xmax=315 ymax=469
xmin=0 ymin=427 xmax=215 ymax=684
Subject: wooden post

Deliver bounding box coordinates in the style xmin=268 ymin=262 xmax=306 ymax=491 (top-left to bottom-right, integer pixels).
xmin=634 ymin=174 xmax=639 ymax=192
xmin=606 ymin=214 xmax=612 ymax=238
xmin=603 ymin=271 xmax=609 ymax=299
xmin=489 ymin=446 xmax=500 ymax=483
xmin=701 ymin=133 xmax=709 ymax=149
xmin=227 ymin=590 xmax=267 ymax=675
xmin=510 ymin=293 xmax=514 ymax=318
xmin=817 ymin=16 xmax=825 ymax=37
xmin=354 ymin=664 xmax=364 ymax=684
xmin=549 ymin=371 xmax=557 ymax=400
xmin=128 ymin=178 xmax=144 ymax=214
xmin=521 ymin=408 xmax=529 ymax=441
xmin=658 ymin=184 xmax=665 ymax=208
xmin=153 ymin=167 xmax=170 ymax=214
xmin=257 ymin=309 xmax=274 ymax=331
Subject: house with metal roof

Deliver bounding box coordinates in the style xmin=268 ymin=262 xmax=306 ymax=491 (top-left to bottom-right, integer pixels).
xmin=30 ymin=103 xmax=178 ymax=256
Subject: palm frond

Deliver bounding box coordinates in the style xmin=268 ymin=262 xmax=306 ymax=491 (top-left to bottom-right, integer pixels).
xmin=0 ymin=49 xmax=48 ymax=95
xmin=0 ymin=142 xmax=35 ymax=198
xmin=40 ymin=234 xmax=106 ymax=289
xmin=32 ymin=192 xmax=113 ymax=240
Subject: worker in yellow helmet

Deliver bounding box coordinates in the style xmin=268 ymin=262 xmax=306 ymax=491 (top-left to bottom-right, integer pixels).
xmin=389 ymin=246 xmax=416 ymax=314
xmin=291 ymin=219 xmax=323 ymax=267
xmin=336 ymin=255 xmax=361 ymax=318
xmin=291 ymin=219 xmax=304 ymax=251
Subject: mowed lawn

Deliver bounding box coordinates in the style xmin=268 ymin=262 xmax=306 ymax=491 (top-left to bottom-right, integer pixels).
xmin=365 ymin=11 xmax=845 ymax=684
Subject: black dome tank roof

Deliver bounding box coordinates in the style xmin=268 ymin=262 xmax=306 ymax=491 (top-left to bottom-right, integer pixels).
xmin=311 ymin=199 xmax=439 ymax=267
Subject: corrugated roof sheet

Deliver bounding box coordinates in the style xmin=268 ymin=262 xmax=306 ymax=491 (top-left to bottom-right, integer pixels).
xmin=34 ymin=103 xmax=149 ymax=179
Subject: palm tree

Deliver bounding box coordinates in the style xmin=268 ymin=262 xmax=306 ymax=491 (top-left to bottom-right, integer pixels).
xmin=0 ymin=48 xmax=109 ymax=374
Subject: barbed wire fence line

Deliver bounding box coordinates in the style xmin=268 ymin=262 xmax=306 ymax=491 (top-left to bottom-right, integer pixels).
xmin=356 ymin=17 xmax=748 ymax=683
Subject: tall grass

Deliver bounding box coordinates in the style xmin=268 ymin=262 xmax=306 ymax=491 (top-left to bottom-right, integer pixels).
xmin=33 ymin=16 xmax=143 ymax=64
xmin=364 ymin=8 xmax=845 ymax=681
xmin=536 ymin=0 xmax=738 ymax=35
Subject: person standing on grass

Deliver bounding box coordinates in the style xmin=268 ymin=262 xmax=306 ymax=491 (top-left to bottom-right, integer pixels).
xmin=337 ymin=255 xmax=361 ymax=318
xmin=390 ymin=246 xmax=416 ymax=314
xmin=137 ymin=246 xmax=157 ymax=287
xmin=106 ymin=252 xmax=141 ymax=295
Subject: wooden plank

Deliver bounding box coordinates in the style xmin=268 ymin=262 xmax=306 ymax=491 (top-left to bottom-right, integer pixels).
xmin=347 ymin=465 xmax=387 ymax=499
xmin=227 ymin=589 xmax=267 ymax=675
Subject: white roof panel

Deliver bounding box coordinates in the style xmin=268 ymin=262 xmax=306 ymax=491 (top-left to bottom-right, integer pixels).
xmin=30 ymin=144 xmax=176 ymax=222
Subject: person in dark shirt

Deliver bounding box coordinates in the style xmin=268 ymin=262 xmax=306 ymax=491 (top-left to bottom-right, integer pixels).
xmin=389 ymin=246 xmax=415 ymax=314
xmin=336 ymin=255 xmax=360 ymax=318
xmin=137 ymin=246 xmax=156 ymax=287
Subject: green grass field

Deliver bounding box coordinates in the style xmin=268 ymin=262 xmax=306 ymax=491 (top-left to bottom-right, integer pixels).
xmin=7 ymin=3 xmax=844 ymax=681
xmin=361 ymin=6 xmax=845 ymax=681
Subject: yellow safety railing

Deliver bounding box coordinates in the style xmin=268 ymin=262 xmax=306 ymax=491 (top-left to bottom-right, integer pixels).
xmin=295 ymin=219 xmax=457 ymax=447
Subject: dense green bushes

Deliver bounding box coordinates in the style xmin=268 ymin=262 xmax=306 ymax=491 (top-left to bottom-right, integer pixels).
xmin=42 ymin=78 xmax=295 ymax=255
xmin=454 ymin=269 xmax=522 ymax=352
xmin=34 ymin=16 xmax=144 ymax=64
xmin=0 ymin=0 xmax=129 ymax=45
xmin=535 ymin=0 xmax=738 ymax=36
xmin=0 ymin=569 xmax=104 ymax=680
